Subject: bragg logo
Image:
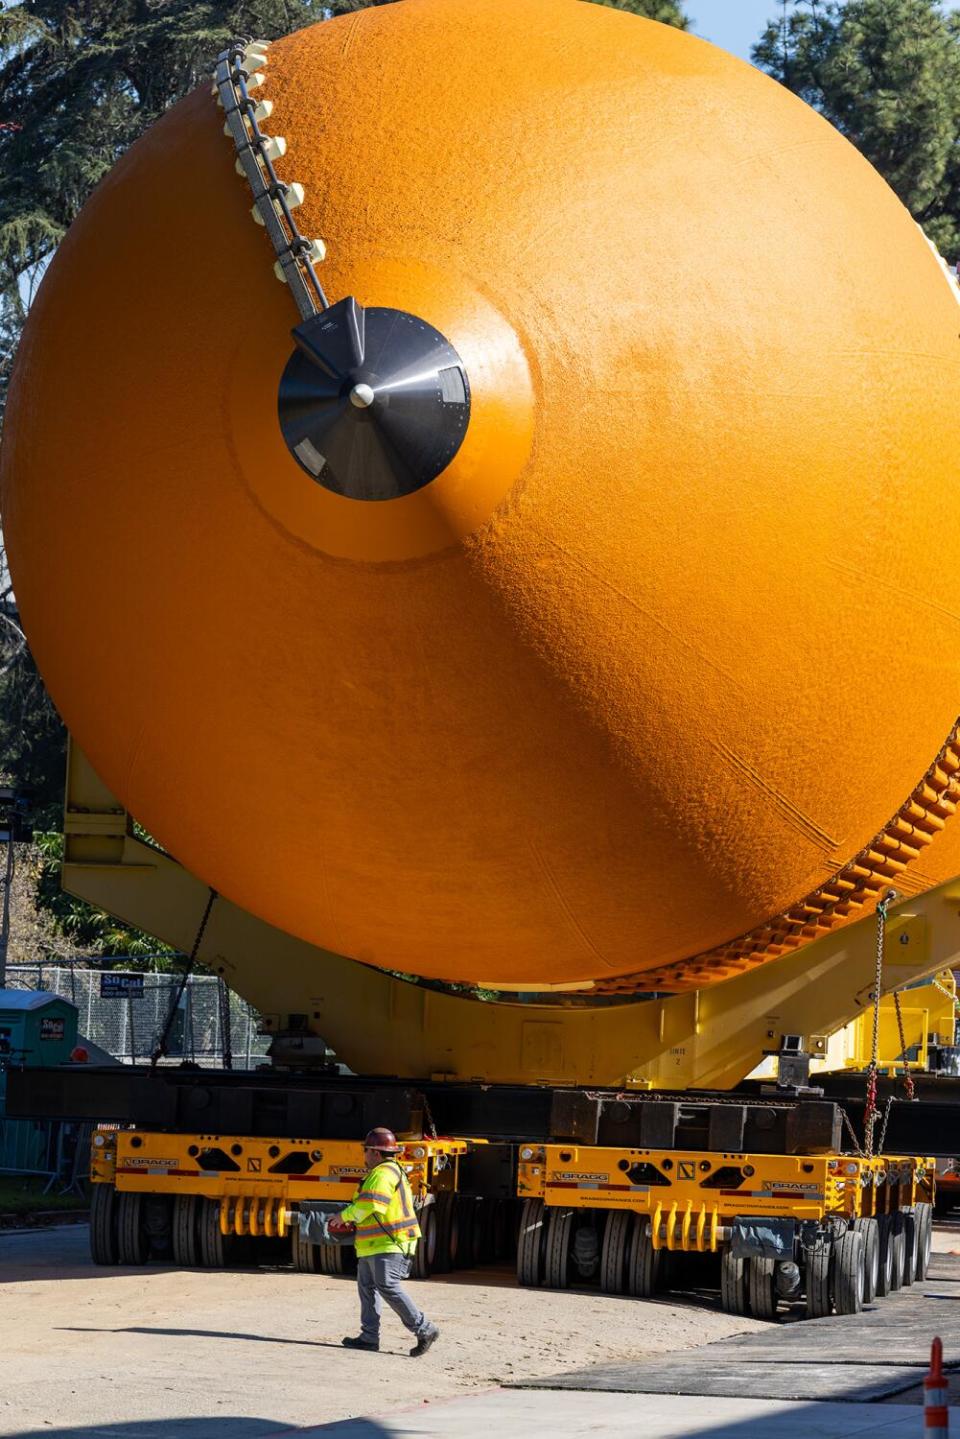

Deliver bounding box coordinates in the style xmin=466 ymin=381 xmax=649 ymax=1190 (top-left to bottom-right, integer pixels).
xmin=550 ymin=1172 xmax=609 ymax=1184
xmin=760 ymin=1180 xmax=818 ymax=1192
xmin=121 ymin=1157 xmax=176 ymax=1168
xmin=331 ymin=1166 xmax=365 ymax=1178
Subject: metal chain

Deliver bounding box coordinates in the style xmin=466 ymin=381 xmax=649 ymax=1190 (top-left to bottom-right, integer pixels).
xmin=863 ymin=888 xmax=897 ymax=1158
xmin=839 ymin=1105 xmax=864 ymax=1158
xmin=422 ymin=1091 xmax=439 ymax=1140
xmin=891 ymin=988 xmax=917 ymax=1100
xmin=217 ymin=974 xmax=233 ymax=1072
xmin=876 ymin=1094 xmax=895 ymax=1154
xmin=213 ymin=39 xmax=328 ymax=319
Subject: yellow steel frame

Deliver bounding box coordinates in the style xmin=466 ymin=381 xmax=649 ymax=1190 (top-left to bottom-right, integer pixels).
xmin=62 ymin=742 xmax=960 ymax=1087
xmin=92 ymin=1129 xmax=466 ymax=1212
xmin=517 ymin=1144 xmax=934 ymax=1252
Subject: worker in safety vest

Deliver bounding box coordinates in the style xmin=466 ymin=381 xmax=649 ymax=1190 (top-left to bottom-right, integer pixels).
xmin=332 ymin=1126 xmax=440 ymax=1356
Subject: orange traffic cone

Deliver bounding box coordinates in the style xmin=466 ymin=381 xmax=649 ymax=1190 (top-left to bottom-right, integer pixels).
xmin=925 ymin=1336 xmax=949 ymax=1437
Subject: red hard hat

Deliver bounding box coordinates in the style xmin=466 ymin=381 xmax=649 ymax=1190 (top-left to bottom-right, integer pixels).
xmin=363 ymin=1127 xmax=400 ymax=1152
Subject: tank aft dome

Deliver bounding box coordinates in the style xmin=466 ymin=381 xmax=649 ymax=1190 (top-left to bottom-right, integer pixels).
xmin=3 ymin=0 xmax=960 ymax=995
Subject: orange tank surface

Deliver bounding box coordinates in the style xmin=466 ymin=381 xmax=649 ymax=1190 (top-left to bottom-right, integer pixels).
xmin=3 ymin=0 xmax=960 ymax=992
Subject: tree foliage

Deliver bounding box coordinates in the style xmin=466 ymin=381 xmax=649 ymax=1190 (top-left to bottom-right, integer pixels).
xmin=0 ymin=1 xmax=340 ymax=411
xmin=754 ymin=0 xmax=960 ymax=259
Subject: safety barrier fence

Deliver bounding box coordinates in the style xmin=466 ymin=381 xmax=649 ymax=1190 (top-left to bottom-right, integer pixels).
xmin=0 ymin=962 xmax=270 ymax=1194
xmin=4 ymin=961 xmax=269 ymax=1067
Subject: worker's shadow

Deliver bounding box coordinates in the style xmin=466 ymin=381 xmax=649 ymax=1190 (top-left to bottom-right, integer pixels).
xmin=56 ymin=1324 xmax=407 ymax=1354
xmin=4 ymin=1421 xmax=395 ymax=1438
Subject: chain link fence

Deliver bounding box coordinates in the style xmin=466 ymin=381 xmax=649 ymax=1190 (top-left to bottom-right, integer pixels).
xmin=5 ymin=962 xmax=270 ymax=1068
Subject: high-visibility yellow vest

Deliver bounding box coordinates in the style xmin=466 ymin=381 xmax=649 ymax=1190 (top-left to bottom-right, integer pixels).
xmin=340 ymin=1160 xmax=421 ymax=1259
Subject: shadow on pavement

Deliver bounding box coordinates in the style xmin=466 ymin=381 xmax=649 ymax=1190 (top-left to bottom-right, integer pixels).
xmin=54 ymin=1318 xmax=414 ymax=1352
xmin=4 ymin=1421 xmax=301 ymax=1438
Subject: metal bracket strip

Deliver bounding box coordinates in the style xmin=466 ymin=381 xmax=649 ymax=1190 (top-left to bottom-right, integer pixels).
xmin=213 ymin=39 xmax=328 ymax=320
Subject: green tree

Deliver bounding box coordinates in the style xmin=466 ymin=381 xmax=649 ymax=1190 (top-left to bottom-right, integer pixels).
xmin=0 ymin=1 xmax=339 ymax=414
xmin=590 ymin=0 xmax=689 ymax=25
xmin=754 ymin=0 xmax=960 ymax=259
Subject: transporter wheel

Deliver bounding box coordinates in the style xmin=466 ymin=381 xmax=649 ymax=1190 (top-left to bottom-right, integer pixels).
xmin=600 ymin=1210 xmax=634 ymax=1295
xmin=449 ymin=1196 xmax=475 ymax=1269
xmin=290 ymin=1225 xmax=319 ymax=1273
xmin=875 ymin=1215 xmax=896 ymax=1297
xmin=317 ymin=1241 xmax=356 ymax=1276
xmin=888 ymin=1215 xmax=906 ymax=1292
xmin=89 ymin=1183 xmax=119 ymax=1266
xmin=544 ymin=1208 xmax=575 ymax=1289
xmin=116 ymin=1191 xmax=149 ymax=1267
xmin=517 ymin=1198 xmax=547 ymax=1287
xmin=627 ymin=1218 xmax=661 ymax=1299
xmin=832 ymin=1229 xmax=865 ymax=1315
xmin=143 ymin=1194 xmax=173 ymax=1260
xmin=747 ymin=1256 xmax=778 ymax=1321
xmin=474 ymin=1198 xmax=495 ymax=1265
xmin=432 ymin=1191 xmax=455 ymax=1274
xmin=804 ymin=1238 xmax=831 ymax=1319
xmin=915 ymin=1202 xmax=933 ymax=1280
xmin=720 ymin=1247 xmax=748 ymax=1316
xmin=199 ymin=1197 xmax=236 ymax=1268
xmin=852 ymin=1218 xmax=879 ymax=1303
xmin=172 ymin=1194 xmax=201 ymax=1267
xmin=899 ymin=1209 xmax=917 ymax=1287
xmin=412 ymin=1205 xmax=437 ymax=1279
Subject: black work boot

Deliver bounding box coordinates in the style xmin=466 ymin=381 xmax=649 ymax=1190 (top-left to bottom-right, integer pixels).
xmin=410 ymin=1324 xmax=440 ymax=1357
xmin=342 ymin=1335 xmax=379 ymax=1352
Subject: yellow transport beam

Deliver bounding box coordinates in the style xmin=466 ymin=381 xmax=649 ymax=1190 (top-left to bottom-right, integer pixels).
xmin=64 ymin=741 xmax=960 ymax=1088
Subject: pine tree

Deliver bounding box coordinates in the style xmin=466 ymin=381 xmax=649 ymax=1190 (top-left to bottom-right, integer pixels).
xmin=754 ymin=0 xmax=960 ymax=259
xmin=0 ymin=2 xmax=340 ymax=411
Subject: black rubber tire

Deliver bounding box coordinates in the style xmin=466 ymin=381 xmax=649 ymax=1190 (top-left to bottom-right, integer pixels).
xmin=316 ymin=1241 xmax=355 ymax=1276
xmin=899 ymin=1209 xmax=917 ymax=1287
xmin=116 ymin=1191 xmax=149 ymax=1267
xmin=600 ymin=1210 xmax=633 ymax=1295
xmin=875 ymin=1215 xmax=896 ymax=1297
xmin=290 ymin=1224 xmax=319 ymax=1273
xmin=888 ymin=1215 xmax=906 ymax=1293
xmin=517 ymin=1198 xmax=547 ymax=1287
xmin=450 ymin=1196 xmax=477 ymax=1269
xmin=412 ymin=1205 xmax=437 ymax=1279
xmin=852 ymin=1218 xmax=879 ymax=1303
xmin=544 ymin=1207 xmax=575 ymax=1289
xmin=748 ymin=1256 xmax=778 ymax=1320
xmin=627 ymin=1219 xmax=661 ymax=1298
xmin=805 ymin=1239 xmax=832 ymax=1318
xmin=461 ymin=1197 xmax=482 ymax=1269
xmin=200 ymin=1197 xmax=232 ymax=1269
xmin=832 ymin=1229 xmax=865 ymax=1315
xmin=432 ymin=1191 xmax=456 ymax=1274
xmin=915 ymin=1202 xmax=933 ymax=1281
xmin=172 ymin=1194 xmax=201 ymax=1267
xmin=89 ymin=1183 xmax=119 ymax=1266
xmin=720 ymin=1247 xmax=748 ymax=1315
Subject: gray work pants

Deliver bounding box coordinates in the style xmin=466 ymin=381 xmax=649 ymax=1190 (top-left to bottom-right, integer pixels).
xmin=357 ymin=1252 xmax=429 ymax=1340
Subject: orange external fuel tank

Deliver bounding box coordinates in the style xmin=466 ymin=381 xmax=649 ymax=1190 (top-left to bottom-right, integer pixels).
xmin=3 ymin=0 xmax=960 ymax=996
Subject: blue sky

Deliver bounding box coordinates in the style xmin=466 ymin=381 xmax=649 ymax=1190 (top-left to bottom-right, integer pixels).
xmin=686 ymin=0 xmax=960 ymax=63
